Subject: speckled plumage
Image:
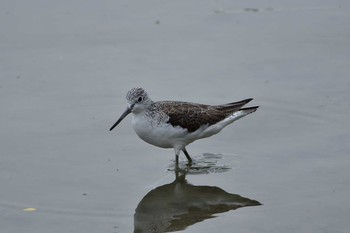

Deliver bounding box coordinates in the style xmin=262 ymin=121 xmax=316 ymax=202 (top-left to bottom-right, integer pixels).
xmin=110 ymin=87 xmax=258 ymax=165
xmin=154 ymin=99 xmax=254 ymax=132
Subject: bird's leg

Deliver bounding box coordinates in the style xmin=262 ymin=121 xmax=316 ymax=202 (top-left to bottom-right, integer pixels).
xmin=175 ymin=154 xmax=179 ymax=168
xmin=174 ymin=148 xmax=181 ymax=171
xmin=182 ymin=148 xmax=192 ymax=165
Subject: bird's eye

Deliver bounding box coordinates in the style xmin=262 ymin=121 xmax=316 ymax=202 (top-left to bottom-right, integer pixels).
xmin=137 ymin=96 xmax=143 ymax=102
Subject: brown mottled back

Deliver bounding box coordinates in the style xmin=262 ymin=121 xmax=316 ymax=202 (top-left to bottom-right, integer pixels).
xmin=157 ymin=99 xmax=253 ymax=132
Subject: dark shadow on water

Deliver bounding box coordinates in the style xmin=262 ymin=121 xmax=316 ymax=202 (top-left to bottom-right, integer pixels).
xmin=134 ymin=169 xmax=261 ymax=233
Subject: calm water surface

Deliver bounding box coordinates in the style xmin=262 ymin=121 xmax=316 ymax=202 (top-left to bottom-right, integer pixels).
xmin=1 ymin=1 xmax=349 ymax=233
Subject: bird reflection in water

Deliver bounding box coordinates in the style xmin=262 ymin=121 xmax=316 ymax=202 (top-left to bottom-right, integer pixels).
xmin=134 ymin=169 xmax=261 ymax=233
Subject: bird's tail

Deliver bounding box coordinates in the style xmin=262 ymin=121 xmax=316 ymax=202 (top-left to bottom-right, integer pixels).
xmin=239 ymin=106 xmax=259 ymax=114
xmin=215 ymin=98 xmax=253 ymax=111
xmin=223 ymin=106 xmax=259 ymax=125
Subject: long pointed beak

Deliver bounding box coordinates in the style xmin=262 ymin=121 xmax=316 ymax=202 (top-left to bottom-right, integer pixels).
xmin=109 ymin=106 xmax=132 ymax=131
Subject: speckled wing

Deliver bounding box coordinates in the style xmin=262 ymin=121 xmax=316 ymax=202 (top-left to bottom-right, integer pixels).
xmin=157 ymin=99 xmax=254 ymax=132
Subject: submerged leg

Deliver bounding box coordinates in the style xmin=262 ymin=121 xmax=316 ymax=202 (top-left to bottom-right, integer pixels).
xmin=182 ymin=148 xmax=192 ymax=165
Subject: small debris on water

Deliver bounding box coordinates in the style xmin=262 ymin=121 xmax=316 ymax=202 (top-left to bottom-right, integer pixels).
xmin=22 ymin=207 xmax=37 ymax=212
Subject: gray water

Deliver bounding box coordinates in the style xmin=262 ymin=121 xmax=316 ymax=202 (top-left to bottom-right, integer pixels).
xmin=1 ymin=0 xmax=350 ymax=232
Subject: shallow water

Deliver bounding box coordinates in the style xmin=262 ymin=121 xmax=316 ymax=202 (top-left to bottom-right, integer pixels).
xmin=1 ymin=0 xmax=350 ymax=232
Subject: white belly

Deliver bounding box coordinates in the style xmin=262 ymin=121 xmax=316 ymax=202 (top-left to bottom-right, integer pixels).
xmin=130 ymin=111 xmax=238 ymax=150
xmin=131 ymin=114 xmax=188 ymax=149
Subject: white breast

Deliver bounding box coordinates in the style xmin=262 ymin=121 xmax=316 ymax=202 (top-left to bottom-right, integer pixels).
xmin=131 ymin=114 xmax=188 ymax=149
